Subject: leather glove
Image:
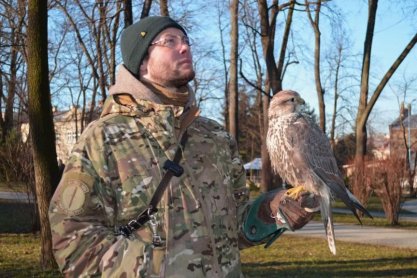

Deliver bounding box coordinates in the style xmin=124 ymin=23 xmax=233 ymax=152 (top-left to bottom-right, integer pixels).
xmin=243 ymin=188 xmax=319 ymax=248
xmin=268 ymin=189 xmax=319 ymax=231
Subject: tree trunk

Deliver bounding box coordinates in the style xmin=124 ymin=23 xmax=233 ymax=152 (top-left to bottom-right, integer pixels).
xmin=216 ymin=1 xmax=229 ymax=128
xmin=306 ymin=0 xmax=325 ymax=131
xmin=96 ymin=0 xmax=107 ymax=103
xmin=27 ymin=0 xmax=59 ymax=269
xmin=3 ymin=41 xmax=17 ymax=140
xmin=123 ymin=0 xmax=132 ymax=27
xmin=109 ymin=1 xmax=122 ymax=85
xmin=228 ymin=0 xmax=239 ymax=141
xmin=355 ymin=0 xmax=417 ymax=166
xmin=258 ymin=0 xmax=279 ymax=92
xmin=355 ymin=0 xmax=378 ymax=161
xmin=141 ymin=0 xmax=152 ymax=19
xmin=329 ymin=45 xmax=342 ymax=149
xmin=0 ymin=69 xmax=4 ymax=136
xmin=260 ymin=91 xmax=273 ymax=192
xmin=257 ymin=0 xmax=294 ymax=191
xmin=160 ymin=0 xmax=169 ymax=16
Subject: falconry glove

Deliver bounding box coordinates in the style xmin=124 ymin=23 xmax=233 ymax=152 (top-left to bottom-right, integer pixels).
xmin=270 ymin=189 xmax=319 ymax=231
xmin=243 ymin=188 xmax=318 ymax=248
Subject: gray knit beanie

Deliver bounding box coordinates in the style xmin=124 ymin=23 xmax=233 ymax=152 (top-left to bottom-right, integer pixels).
xmin=120 ymin=16 xmax=187 ymax=75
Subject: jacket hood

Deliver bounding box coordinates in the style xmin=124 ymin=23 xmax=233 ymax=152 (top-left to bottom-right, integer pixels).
xmin=102 ymin=65 xmax=198 ymax=122
xmin=109 ymin=65 xmax=196 ymax=107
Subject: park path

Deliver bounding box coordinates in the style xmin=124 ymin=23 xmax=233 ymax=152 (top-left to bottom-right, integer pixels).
xmin=1 ymin=191 xmax=417 ymax=250
xmin=292 ymin=221 xmax=417 ymax=250
xmin=402 ymin=199 xmax=417 ymax=213
xmin=291 ymin=199 xmax=417 ymax=250
xmin=0 ymin=191 xmax=34 ymax=201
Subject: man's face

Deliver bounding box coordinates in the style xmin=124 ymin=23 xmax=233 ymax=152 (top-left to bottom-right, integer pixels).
xmin=141 ymin=27 xmax=195 ymax=87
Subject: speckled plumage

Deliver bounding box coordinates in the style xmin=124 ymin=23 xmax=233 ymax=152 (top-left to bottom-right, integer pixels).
xmin=266 ymin=90 xmax=372 ymax=255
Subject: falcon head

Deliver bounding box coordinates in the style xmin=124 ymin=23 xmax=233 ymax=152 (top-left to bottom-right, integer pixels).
xmin=268 ymin=90 xmax=305 ymax=118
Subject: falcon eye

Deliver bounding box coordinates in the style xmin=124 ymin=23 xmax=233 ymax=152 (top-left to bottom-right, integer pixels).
xmin=290 ymin=98 xmax=295 ymax=102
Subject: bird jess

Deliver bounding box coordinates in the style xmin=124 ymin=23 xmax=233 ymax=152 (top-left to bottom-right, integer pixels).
xmin=266 ymin=90 xmax=372 ymax=255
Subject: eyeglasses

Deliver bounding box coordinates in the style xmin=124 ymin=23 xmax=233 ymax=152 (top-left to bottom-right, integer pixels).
xmin=151 ymin=35 xmax=192 ymax=49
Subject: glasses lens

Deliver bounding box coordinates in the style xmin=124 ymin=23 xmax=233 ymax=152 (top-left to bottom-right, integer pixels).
xmin=183 ymin=37 xmax=191 ymax=46
xmin=153 ymin=35 xmax=191 ymax=48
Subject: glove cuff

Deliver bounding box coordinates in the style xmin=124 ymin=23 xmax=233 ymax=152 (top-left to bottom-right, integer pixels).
xmin=242 ymin=190 xmax=286 ymax=246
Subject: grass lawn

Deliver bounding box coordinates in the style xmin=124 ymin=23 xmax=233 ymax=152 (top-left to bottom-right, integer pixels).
xmin=1 ymin=190 xmax=417 ymax=276
xmin=0 ymin=234 xmax=61 ymax=277
xmin=241 ymin=234 xmax=417 ymax=277
xmin=318 ymin=213 xmax=417 ymax=229
xmin=0 ymin=233 xmax=416 ymax=277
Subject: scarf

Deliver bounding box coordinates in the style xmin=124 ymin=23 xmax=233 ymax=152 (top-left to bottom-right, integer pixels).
xmin=140 ymin=78 xmax=190 ymax=107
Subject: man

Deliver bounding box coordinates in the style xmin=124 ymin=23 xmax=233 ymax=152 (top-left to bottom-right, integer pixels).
xmin=49 ymin=16 xmax=316 ymax=277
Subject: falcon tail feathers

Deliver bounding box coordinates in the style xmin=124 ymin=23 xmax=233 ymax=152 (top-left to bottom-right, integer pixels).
xmin=346 ymin=190 xmax=373 ymax=223
xmin=325 ymin=215 xmax=336 ymax=255
xmin=320 ymin=188 xmax=337 ymax=255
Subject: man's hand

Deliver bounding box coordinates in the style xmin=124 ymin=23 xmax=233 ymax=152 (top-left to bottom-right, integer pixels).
xmin=269 ymin=189 xmax=319 ymax=231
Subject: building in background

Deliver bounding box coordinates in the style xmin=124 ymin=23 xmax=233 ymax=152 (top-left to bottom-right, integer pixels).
xmin=389 ymin=105 xmax=417 ymax=168
xmin=389 ymin=104 xmax=417 ymax=192
xmin=21 ymin=105 xmax=100 ymax=163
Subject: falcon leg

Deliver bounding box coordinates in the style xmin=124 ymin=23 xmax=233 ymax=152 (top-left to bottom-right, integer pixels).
xmin=285 ymin=185 xmax=305 ymax=200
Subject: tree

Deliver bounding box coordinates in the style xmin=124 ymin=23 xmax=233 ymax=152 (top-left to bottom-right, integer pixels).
xmin=27 ymin=0 xmax=59 ymax=268
xmin=355 ymin=0 xmax=417 ymax=161
xmin=215 ymin=0 xmax=230 ymax=129
xmin=256 ymin=0 xmax=296 ymax=191
xmin=141 ymin=0 xmax=152 ymax=18
xmin=333 ymin=133 xmax=356 ymax=168
xmin=327 ymin=35 xmax=347 ymax=148
xmin=160 ymin=0 xmax=168 ymax=16
xmin=391 ymin=75 xmax=417 ymax=196
xmin=240 ymin=0 xmax=267 ymax=166
xmin=353 ymin=0 xmax=417 ymax=203
xmin=325 ymin=17 xmax=358 ymax=149
xmin=305 ymin=0 xmax=326 ymax=132
xmin=369 ymin=155 xmax=404 ymax=225
xmin=55 ymin=0 xmax=122 ymax=121
xmin=228 ymin=0 xmax=239 ymax=140
xmin=123 ymin=0 xmax=132 ymax=27
xmin=0 ymin=0 xmax=26 ymax=141
xmin=237 ymin=88 xmax=262 ymax=162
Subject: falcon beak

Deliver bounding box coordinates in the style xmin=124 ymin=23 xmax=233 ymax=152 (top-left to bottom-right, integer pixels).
xmin=297 ymin=96 xmax=306 ymax=105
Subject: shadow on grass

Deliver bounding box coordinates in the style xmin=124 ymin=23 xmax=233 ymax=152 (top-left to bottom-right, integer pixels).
xmin=0 ymin=268 xmax=61 ymax=278
xmin=243 ymin=256 xmax=417 ymax=277
xmin=0 ymin=200 xmax=38 ymax=233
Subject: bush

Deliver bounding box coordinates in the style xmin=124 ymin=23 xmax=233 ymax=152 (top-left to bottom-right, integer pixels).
xmin=367 ymin=155 xmax=404 ymax=225
xmin=0 ymin=130 xmax=34 ymax=185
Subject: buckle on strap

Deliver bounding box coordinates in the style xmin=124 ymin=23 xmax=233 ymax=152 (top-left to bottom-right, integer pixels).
xmin=117 ymin=207 xmax=158 ymax=237
xmin=149 ymin=213 xmax=165 ymax=247
xmin=163 ymin=160 xmax=184 ymax=177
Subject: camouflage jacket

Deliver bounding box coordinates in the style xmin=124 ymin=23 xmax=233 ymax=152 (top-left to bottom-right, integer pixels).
xmin=49 ymin=87 xmax=253 ymax=277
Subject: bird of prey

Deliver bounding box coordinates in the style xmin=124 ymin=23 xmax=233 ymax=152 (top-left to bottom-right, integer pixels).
xmin=266 ymin=90 xmax=372 ymax=255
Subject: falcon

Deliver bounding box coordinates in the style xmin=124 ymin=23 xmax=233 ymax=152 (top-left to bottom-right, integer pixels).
xmin=266 ymin=90 xmax=372 ymax=255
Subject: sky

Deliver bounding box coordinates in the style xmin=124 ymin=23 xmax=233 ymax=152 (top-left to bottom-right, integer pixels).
xmin=49 ymin=1 xmax=416 ymax=136
xmin=196 ymin=1 xmax=417 ymax=136
xmin=284 ymin=1 xmax=417 ymax=135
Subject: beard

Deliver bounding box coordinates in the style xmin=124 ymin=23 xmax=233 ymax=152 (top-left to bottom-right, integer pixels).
xmin=147 ymin=60 xmax=195 ymax=87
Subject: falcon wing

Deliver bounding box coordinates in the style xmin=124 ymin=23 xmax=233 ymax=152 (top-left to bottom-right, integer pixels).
xmin=284 ymin=115 xmax=344 ymax=191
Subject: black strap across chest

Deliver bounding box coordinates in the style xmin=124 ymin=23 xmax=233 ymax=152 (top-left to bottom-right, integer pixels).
xmin=117 ymin=130 xmax=189 ymax=238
